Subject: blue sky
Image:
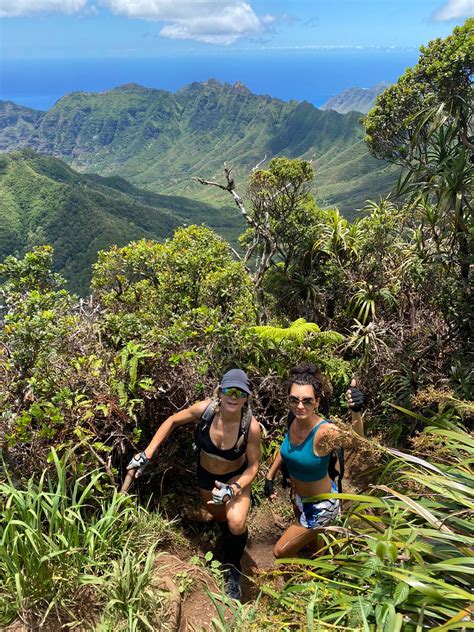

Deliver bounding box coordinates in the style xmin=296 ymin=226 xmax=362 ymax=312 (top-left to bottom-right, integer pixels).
xmin=0 ymin=0 xmax=471 ymax=59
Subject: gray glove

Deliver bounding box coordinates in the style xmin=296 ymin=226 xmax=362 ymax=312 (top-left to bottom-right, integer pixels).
xmin=127 ymin=452 xmax=150 ymax=475
xmin=212 ymin=481 xmax=235 ymax=504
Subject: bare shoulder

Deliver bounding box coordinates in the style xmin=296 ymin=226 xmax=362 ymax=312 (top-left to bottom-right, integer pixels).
xmin=315 ymin=420 xmax=340 ymax=452
xmin=173 ymin=398 xmax=212 ymax=425
xmin=320 ymin=421 xmax=340 ymax=437
xmin=191 ymin=398 xmax=213 ymax=417
xmin=249 ymin=416 xmax=261 ymax=439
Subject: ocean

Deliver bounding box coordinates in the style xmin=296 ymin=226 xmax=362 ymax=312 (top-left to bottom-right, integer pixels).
xmin=0 ymin=49 xmax=419 ymax=111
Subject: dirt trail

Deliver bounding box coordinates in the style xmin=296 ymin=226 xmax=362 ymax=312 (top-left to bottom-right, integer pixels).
xmin=175 ymin=462 xmax=368 ymax=630
xmin=168 ymin=497 xmax=291 ymax=632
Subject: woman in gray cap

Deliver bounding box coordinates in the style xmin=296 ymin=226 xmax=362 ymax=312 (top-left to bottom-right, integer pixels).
xmin=125 ymin=368 xmax=260 ymax=600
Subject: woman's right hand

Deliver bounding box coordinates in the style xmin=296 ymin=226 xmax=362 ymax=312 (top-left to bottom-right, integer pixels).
xmin=126 ymin=452 xmax=150 ymax=477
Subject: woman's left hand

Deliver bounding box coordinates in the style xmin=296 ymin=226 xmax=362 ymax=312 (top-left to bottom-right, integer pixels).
xmin=208 ymin=480 xmax=234 ymax=505
xmin=346 ymin=378 xmax=365 ymax=412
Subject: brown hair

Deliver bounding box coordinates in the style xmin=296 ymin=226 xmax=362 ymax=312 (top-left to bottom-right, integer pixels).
xmin=287 ymin=363 xmax=333 ymax=414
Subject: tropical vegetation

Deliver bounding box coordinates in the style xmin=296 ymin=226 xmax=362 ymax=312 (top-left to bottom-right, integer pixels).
xmin=0 ymin=19 xmax=472 ymax=631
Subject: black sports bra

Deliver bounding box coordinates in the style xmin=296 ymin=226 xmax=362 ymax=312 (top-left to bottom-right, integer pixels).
xmin=197 ymin=408 xmax=248 ymax=461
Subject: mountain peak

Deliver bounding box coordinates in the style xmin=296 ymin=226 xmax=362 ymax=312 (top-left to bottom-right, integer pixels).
xmin=320 ymin=82 xmax=390 ymax=114
xmin=232 ymin=81 xmax=251 ymax=94
xmin=112 ymin=83 xmax=150 ymax=92
xmin=178 ymin=79 xmax=252 ymax=96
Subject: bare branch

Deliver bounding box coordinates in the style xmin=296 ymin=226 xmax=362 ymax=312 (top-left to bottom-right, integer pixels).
xmin=195 ymin=168 xmax=256 ymax=229
xmin=229 ymin=245 xmax=243 ymax=261
xmin=194 ymin=177 xmax=230 ymax=193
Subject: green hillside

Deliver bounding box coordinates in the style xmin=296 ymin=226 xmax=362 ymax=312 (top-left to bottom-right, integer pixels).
xmin=0 ymin=81 xmax=398 ymax=215
xmin=0 ymin=101 xmax=44 ymax=150
xmin=0 ymin=151 xmax=244 ymax=294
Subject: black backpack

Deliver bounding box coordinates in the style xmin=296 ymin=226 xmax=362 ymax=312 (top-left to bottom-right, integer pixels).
xmin=193 ymin=399 xmax=253 ymax=455
xmin=281 ymin=411 xmax=345 ymax=493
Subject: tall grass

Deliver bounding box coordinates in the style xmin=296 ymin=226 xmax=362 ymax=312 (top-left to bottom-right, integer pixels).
xmin=251 ymin=416 xmax=473 ymax=631
xmin=0 ymin=449 xmax=180 ymax=629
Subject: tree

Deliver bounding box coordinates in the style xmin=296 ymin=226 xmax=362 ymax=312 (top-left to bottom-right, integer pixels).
xmin=197 ymin=157 xmax=316 ymax=318
xmin=365 ymin=19 xmax=473 ymax=166
xmin=0 ymin=246 xmax=73 ymax=399
xmin=364 ymin=19 xmax=473 ymax=337
xmin=91 ymin=225 xmax=256 ymax=340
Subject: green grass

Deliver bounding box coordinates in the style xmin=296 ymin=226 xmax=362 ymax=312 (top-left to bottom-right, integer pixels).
xmin=0 ymin=449 xmax=183 ymax=629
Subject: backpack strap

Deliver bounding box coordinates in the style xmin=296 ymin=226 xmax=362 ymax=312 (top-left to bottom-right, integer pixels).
xmin=234 ymin=406 xmax=253 ymax=453
xmin=194 ymin=399 xmax=218 ymax=453
xmin=202 ymin=400 xmax=218 ymax=424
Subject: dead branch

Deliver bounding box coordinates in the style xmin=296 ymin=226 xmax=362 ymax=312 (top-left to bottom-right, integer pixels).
xmin=195 ymin=164 xmax=256 ymax=229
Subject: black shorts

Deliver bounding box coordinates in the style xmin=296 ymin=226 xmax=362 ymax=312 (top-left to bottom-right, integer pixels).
xmin=197 ymin=460 xmax=247 ymax=491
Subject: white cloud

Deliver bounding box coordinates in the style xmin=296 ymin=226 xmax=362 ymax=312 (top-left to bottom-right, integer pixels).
xmin=0 ymin=0 xmax=87 ymax=17
xmin=100 ymin=0 xmax=272 ymax=44
xmin=0 ymin=0 xmax=275 ymax=45
xmin=432 ymin=0 xmax=474 ymax=21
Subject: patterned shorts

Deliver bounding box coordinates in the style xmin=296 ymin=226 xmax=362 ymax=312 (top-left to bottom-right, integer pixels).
xmin=295 ymin=483 xmax=340 ymax=529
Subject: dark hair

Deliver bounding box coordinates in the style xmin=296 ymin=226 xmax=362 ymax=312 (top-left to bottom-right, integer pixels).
xmin=287 ymin=363 xmax=333 ymax=414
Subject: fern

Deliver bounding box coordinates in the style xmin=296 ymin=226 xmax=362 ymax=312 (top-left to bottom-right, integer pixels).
xmin=312 ymin=330 xmax=345 ymax=347
xmin=250 ymin=319 xmax=346 ymax=349
xmin=250 ymin=318 xmax=320 ymax=344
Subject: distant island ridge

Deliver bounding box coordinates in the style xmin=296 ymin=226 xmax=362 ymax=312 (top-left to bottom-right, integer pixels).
xmin=1 ymin=78 xmax=388 ymax=114
xmin=0 ymin=49 xmax=417 ymax=111
xmin=320 ymin=82 xmax=390 ymax=113
xmin=0 ymin=79 xmax=398 ymax=216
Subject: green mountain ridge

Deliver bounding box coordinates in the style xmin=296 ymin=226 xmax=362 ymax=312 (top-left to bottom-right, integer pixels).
xmin=320 ymin=82 xmax=390 ymax=114
xmin=0 ymin=81 xmax=398 ymax=214
xmin=0 ymin=151 xmax=244 ymax=294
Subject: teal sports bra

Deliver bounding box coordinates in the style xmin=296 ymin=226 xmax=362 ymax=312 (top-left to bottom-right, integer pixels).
xmin=280 ymin=420 xmax=330 ymax=482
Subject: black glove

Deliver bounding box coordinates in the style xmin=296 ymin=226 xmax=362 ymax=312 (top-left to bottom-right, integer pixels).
xmin=348 ymin=386 xmax=365 ymax=412
xmin=264 ymin=478 xmax=274 ymax=497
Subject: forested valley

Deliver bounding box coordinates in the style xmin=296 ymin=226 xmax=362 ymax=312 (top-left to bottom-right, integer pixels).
xmin=0 ymin=20 xmax=472 ymax=632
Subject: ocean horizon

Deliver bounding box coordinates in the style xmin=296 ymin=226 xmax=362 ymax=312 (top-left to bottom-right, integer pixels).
xmin=0 ymin=49 xmax=419 ymax=111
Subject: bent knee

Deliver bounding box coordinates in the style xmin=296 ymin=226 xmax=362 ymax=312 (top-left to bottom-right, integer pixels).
xmin=273 ymin=542 xmax=285 ymax=558
xmin=227 ymin=517 xmax=247 ymax=535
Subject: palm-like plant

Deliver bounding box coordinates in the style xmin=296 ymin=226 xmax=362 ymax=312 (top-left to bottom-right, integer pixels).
xmin=249 ymin=414 xmax=473 ymax=631
xmin=313 ymin=208 xmax=361 ymax=265
xmin=345 ymin=319 xmax=388 ymax=364
xmin=347 ymin=281 xmax=398 ymax=325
